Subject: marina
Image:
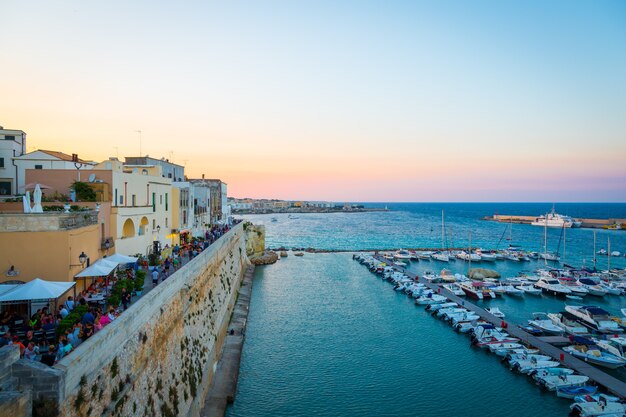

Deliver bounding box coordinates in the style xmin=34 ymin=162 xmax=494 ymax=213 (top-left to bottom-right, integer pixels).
xmin=486 ymin=214 xmax=625 ymax=231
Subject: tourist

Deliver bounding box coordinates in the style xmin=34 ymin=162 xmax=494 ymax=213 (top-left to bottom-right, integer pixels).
xmin=152 ymin=268 xmax=159 ymax=286
xmin=121 ymin=288 xmax=131 ymax=310
xmin=24 ymin=342 xmax=37 ymax=360
xmin=59 ymin=305 xmax=69 ymax=319
xmin=67 ymin=326 xmax=80 ymax=347
xmin=81 ymin=308 xmax=95 ymax=325
xmin=64 ymin=296 xmax=75 ymax=311
xmin=11 ymin=336 xmax=26 ymax=358
xmin=0 ymin=331 xmax=11 ymax=347
xmin=94 ymin=312 xmax=103 ymax=332
xmin=83 ymin=323 xmax=94 ymax=339
xmin=42 ymin=315 xmax=57 ymax=332
xmin=40 ymin=345 xmax=56 ymax=367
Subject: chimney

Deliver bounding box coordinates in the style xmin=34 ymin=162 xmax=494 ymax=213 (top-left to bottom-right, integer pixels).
xmin=202 ymin=174 xmax=205 ymax=179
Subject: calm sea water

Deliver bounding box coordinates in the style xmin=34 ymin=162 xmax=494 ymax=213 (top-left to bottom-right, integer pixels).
xmin=228 ymin=203 xmax=626 ymax=417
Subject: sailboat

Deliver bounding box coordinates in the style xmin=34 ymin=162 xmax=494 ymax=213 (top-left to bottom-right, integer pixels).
xmin=539 ymin=213 xmax=560 ymax=263
xmin=432 ymin=210 xmax=450 ymax=262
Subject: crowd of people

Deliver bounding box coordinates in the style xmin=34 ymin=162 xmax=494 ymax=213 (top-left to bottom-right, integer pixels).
xmin=0 ymin=222 xmax=238 ymax=366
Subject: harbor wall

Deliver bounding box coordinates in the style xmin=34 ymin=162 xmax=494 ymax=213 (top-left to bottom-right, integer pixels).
xmin=15 ymin=222 xmax=252 ymax=417
xmin=489 ymin=214 xmax=625 ymax=229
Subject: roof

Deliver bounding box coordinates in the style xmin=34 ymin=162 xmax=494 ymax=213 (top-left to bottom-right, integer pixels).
xmin=37 ymin=149 xmax=92 ymax=163
xmin=74 ymin=258 xmax=118 ymax=278
xmin=0 ymin=278 xmax=75 ymax=303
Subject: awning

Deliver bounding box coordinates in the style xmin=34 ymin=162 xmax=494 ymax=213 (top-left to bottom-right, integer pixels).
xmin=74 ymin=258 xmax=118 ymax=278
xmin=0 ymin=284 xmax=20 ymax=297
xmin=103 ymin=253 xmax=138 ymax=265
xmin=0 ymin=278 xmax=75 ymax=302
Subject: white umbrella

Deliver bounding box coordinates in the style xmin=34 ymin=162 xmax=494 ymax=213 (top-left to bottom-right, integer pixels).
xmin=22 ymin=195 xmax=31 ymax=213
xmin=32 ymin=184 xmax=44 ymax=213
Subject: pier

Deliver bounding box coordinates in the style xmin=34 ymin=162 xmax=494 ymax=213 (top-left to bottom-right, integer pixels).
xmin=485 ymin=214 xmax=625 ymax=230
xmin=374 ymin=255 xmax=626 ymax=399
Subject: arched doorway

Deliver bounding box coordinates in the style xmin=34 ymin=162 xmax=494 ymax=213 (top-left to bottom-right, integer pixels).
xmin=122 ymin=218 xmax=136 ymax=238
xmin=139 ymin=216 xmax=149 ymax=236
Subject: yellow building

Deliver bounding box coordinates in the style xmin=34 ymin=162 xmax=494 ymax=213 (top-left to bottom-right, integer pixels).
xmin=0 ymin=211 xmax=100 ymax=291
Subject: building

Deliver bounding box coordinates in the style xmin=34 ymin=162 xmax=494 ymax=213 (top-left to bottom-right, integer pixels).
xmin=124 ymin=156 xmax=185 ymax=182
xmin=172 ymin=181 xmax=194 ymax=240
xmin=191 ymin=182 xmax=211 ymax=235
xmin=0 ymin=209 xmax=101 ymax=291
xmin=13 ymin=149 xmax=95 ymax=196
xmin=0 ymin=126 xmax=26 ymax=196
xmin=190 ymin=178 xmax=227 ymax=224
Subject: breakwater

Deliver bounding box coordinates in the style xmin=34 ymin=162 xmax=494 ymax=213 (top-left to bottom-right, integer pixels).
xmin=485 ymin=214 xmax=625 ymax=230
xmin=7 ymin=222 xmax=262 ymax=417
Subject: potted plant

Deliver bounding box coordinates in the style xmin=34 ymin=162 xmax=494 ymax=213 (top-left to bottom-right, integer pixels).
xmin=134 ymin=270 xmax=146 ymax=296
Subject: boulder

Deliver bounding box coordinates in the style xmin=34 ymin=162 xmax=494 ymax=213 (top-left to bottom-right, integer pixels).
xmin=249 ymin=251 xmax=279 ymax=265
xmin=468 ymin=268 xmax=501 ymax=280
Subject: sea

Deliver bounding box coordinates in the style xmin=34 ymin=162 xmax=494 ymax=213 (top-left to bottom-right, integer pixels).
xmin=227 ymin=203 xmax=626 ymax=417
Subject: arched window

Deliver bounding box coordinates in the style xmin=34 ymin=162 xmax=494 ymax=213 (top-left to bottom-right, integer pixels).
xmin=122 ymin=219 xmax=135 ymax=238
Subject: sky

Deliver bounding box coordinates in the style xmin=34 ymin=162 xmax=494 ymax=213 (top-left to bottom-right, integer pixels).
xmin=1 ymin=1 xmax=625 ymax=202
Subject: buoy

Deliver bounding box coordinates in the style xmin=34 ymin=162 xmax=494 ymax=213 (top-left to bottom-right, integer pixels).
xmin=501 ymin=320 xmax=505 ymax=328
xmin=560 ymin=353 xmax=565 ymax=362
xmin=437 ymin=288 xmax=441 ymax=294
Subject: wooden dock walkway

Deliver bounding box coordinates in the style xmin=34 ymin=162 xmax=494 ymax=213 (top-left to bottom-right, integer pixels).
xmin=374 ymin=256 xmax=626 ymax=399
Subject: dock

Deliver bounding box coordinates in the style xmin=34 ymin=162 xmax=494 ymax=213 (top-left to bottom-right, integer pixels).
xmin=485 ymin=214 xmax=625 ymax=230
xmin=374 ymin=255 xmax=626 ymax=399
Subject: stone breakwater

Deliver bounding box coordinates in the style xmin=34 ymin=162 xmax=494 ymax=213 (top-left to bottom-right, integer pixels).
xmin=11 ymin=223 xmax=259 ymax=417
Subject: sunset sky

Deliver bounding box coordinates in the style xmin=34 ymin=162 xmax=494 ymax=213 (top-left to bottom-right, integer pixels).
xmin=1 ymin=1 xmax=625 ymax=202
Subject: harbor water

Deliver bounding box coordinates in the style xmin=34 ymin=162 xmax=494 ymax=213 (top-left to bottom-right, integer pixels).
xmin=229 ymin=203 xmax=626 ymax=416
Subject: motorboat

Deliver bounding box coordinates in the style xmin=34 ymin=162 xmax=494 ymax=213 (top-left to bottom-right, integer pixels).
xmin=502 ymin=285 xmax=524 ymax=296
xmin=490 ymin=285 xmax=508 ymax=296
xmin=454 ymin=320 xmax=489 ymax=334
xmin=516 ymin=285 xmax=542 ymax=295
xmin=512 ymin=357 xmax=561 ymax=374
xmin=449 ymin=312 xmax=481 ymax=325
xmin=565 ymin=306 xmax=623 ymax=334
xmin=598 ymin=282 xmax=622 ymax=295
xmin=417 ymin=251 xmax=433 ymax=260
xmin=415 ymin=294 xmax=447 ymax=305
xmin=594 ymin=336 xmax=626 ymax=360
xmin=531 ymin=208 xmax=581 ymax=228
xmin=534 ymin=277 xmax=571 ymax=296
xmin=476 ymin=250 xmax=496 ymax=262
xmin=437 ymin=307 xmax=468 ymax=319
xmin=442 ymin=283 xmax=465 ymax=297
xmin=537 ymin=374 xmax=590 ymax=391
xmin=573 ymin=393 xmax=621 ymax=404
xmin=393 ymin=250 xmax=412 ymax=260
xmin=459 ymin=282 xmax=496 ymax=300
xmin=555 ymin=385 xmax=597 ymax=399
xmin=563 ymin=337 xmax=626 ymax=369
xmin=530 ymin=367 xmax=575 ymax=381
xmin=487 ymin=342 xmax=523 ymax=355
xmin=547 ymin=312 xmax=588 ymax=336
xmin=528 ymin=312 xmax=563 ymax=335
xmin=570 ymin=401 xmax=626 ymax=417
xmin=431 ymin=252 xmax=450 ymax=262
xmin=508 ymin=354 xmax=552 ymax=368
xmin=559 ymin=277 xmax=589 ymax=296
xmin=456 ymin=251 xmax=481 ymax=262
xmin=426 ymin=302 xmax=457 ymax=312
xmin=470 ymin=324 xmax=519 ymax=347
xmin=577 ymin=279 xmax=608 ymax=297
xmin=611 ymin=251 xmax=622 ymax=257
xmin=486 ymin=307 xmax=505 ymax=318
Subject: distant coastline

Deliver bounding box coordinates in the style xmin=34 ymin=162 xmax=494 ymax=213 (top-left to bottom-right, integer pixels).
xmin=232 ymin=207 xmax=388 ymax=215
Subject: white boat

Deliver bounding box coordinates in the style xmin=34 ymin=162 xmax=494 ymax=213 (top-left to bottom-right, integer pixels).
xmin=502 ymin=285 xmax=524 ymax=296
xmin=426 ymin=302 xmax=457 ymax=312
xmin=534 ymin=277 xmax=571 ymax=297
xmin=470 ymin=324 xmax=519 ymax=347
xmin=517 ymin=285 xmax=542 ymax=295
xmin=565 ymin=305 xmax=623 ymax=334
xmin=531 ymin=207 xmax=581 ymax=228
xmin=547 ymin=312 xmax=589 ymax=336
xmin=415 ymin=294 xmax=448 ymax=305
xmin=442 ymin=283 xmax=465 ymax=297
xmin=570 ymin=401 xmax=626 ymax=417
xmin=393 ymin=250 xmax=412 ymax=260
xmin=538 ymin=374 xmax=589 ymax=391
xmin=393 ymin=261 xmax=407 ymax=267
xmin=487 ymin=342 xmax=522 ymax=354
xmin=486 ymin=307 xmax=505 ymax=318
xmin=564 ymin=340 xmax=626 ymax=369
xmin=566 ymin=295 xmax=583 ymax=300
xmin=476 ymin=250 xmax=496 ymax=262
xmin=599 ymin=282 xmax=622 ymax=295
xmin=611 ymin=251 xmax=621 ymax=257
xmin=449 ymin=312 xmax=481 ymax=325
xmin=528 ymin=312 xmax=563 ymax=335
xmin=431 ymin=252 xmax=450 ymax=262
xmin=577 ymin=278 xmax=608 ymax=297
xmin=531 ymin=367 xmax=575 ymax=381
xmin=512 ymin=357 xmax=561 ymax=374
xmin=456 ymin=251 xmax=481 ymax=262
xmin=594 ymin=336 xmax=626 ymax=360
xmin=417 ymin=251 xmax=433 ymax=260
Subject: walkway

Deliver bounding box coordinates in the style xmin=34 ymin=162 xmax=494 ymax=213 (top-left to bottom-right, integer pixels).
xmin=201 ymin=265 xmax=255 ymax=417
xmin=375 ymin=256 xmax=626 ymax=399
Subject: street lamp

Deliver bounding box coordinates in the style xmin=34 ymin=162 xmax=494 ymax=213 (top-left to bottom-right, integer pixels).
xmin=79 ymin=252 xmax=88 ymax=266
xmin=157 ymin=225 xmax=161 ymax=234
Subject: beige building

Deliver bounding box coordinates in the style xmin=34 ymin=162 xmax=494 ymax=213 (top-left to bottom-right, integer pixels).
xmin=0 ymin=126 xmax=27 ymax=196
xmin=0 ymin=210 xmax=101 ymax=291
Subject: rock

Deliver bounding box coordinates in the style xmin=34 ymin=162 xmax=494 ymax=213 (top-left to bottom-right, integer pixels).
xmin=468 ymin=268 xmax=501 ymax=280
xmin=249 ymin=251 xmax=279 ymax=265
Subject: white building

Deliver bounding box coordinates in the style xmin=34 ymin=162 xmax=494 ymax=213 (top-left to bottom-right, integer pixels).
xmin=172 ymin=181 xmax=194 ymax=235
xmin=124 ymin=156 xmax=185 ymax=182
xmin=0 ymin=126 xmax=26 ymax=196
xmin=191 ymin=182 xmax=211 ymax=236
xmin=13 ymin=149 xmax=95 ymax=195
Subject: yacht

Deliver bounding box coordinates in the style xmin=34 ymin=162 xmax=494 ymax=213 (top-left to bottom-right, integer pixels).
xmin=486 ymin=307 xmax=505 ymax=318
xmin=517 ymin=284 xmax=542 ymax=295
xmin=531 ymin=208 xmax=582 ymax=228
xmin=393 ymin=250 xmax=412 ymax=260
xmin=534 ymin=277 xmax=572 ymax=297
xmin=528 ymin=312 xmax=564 ymax=335
xmin=456 ymin=251 xmax=481 ymax=262
xmin=594 ymin=336 xmax=626 ymax=360
xmin=458 ymin=282 xmax=495 ymax=300
xmin=547 ymin=312 xmax=589 ymax=336
xmin=431 ymin=252 xmax=450 ymax=262
xmin=476 ymin=250 xmax=496 ymax=262
xmin=563 ymin=339 xmax=626 ymax=369
xmin=577 ymin=278 xmax=607 ymax=297
xmin=564 ymin=305 xmax=623 ymax=334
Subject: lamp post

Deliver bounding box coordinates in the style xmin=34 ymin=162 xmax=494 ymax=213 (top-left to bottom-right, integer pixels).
xmin=79 ymin=251 xmax=89 ymax=267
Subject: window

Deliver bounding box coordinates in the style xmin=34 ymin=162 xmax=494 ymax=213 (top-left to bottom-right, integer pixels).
xmin=115 ymin=189 xmax=118 ymax=206
xmin=152 ymin=192 xmax=156 ymax=212
xmin=119 ymin=195 xmax=124 ymax=205
xmin=4 ymin=135 xmax=15 ymax=141
xmin=35 ymin=165 xmax=43 ymax=170
xmin=132 ymin=195 xmax=136 ymax=206
xmin=165 ymin=217 xmax=168 ymax=227
xmin=0 ymin=158 xmax=4 ymax=168
xmin=165 ymin=193 xmax=168 ymax=211
xmin=152 ymin=219 xmax=156 ymax=230
xmin=160 ymin=194 xmax=162 ymax=204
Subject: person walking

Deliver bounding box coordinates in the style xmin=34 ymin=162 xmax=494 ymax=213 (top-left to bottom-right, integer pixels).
xmin=152 ymin=267 xmax=159 ymax=287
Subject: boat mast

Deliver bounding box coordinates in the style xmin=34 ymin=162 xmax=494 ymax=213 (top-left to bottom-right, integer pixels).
xmin=606 ymin=236 xmax=611 ymax=271
xmin=543 ymin=214 xmax=548 ymax=265
xmin=593 ymin=231 xmax=597 ymax=268
xmin=441 ymin=210 xmax=445 ymax=252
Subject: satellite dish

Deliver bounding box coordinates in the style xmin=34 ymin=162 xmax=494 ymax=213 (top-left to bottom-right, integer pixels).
xmin=88 ymin=173 xmax=96 ymax=183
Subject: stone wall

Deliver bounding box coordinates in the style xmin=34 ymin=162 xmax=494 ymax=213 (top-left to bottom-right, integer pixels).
xmin=0 ymin=211 xmax=98 ymax=232
xmin=0 ymin=345 xmax=32 ymax=417
xmin=244 ymin=223 xmax=265 ymax=256
xmin=21 ymin=222 xmax=250 ymax=417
